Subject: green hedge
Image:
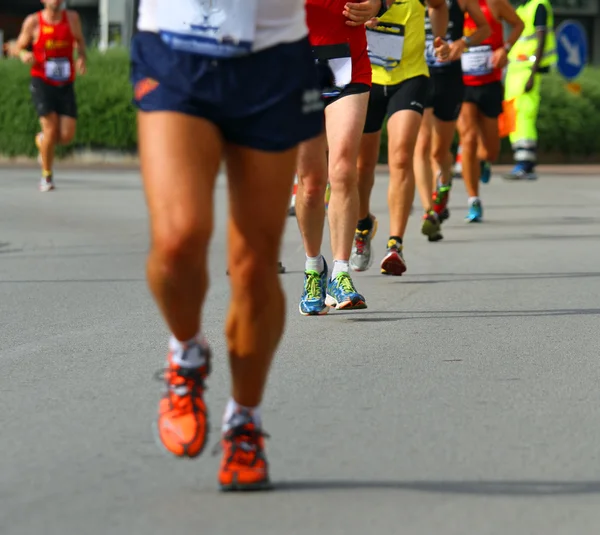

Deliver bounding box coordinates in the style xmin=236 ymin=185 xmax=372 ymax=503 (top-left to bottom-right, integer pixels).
xmin=1 ymin=49 xmax=600 ymax=162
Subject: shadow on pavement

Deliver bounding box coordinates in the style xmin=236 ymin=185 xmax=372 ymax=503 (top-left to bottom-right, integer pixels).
xmin=275 ymin=479 xmax=600 ymax=496
xmin=389 ymin=271 xmax=600 ymax=285
xmin=344 ymin=308 xmax=600 ymax=322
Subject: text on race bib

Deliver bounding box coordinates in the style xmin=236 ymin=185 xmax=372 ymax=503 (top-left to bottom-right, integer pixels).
xmin=461 ymin=45 xmax=493 ymax=76
xmin=367 ymin=23 xmax=405 ymax=70
xmin=157 ymin=0 xmax=257 ymax=57
xmin=45 ymin=58 xmax=71 ymax=82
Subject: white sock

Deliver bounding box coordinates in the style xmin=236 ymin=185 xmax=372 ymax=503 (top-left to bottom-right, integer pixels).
xmin=331 ymin=260 xmax=349 ymax=280
xmin=169 ymin=334 xmax=207 ymax=368
xmin=468 ymin=196 xmax=480 ymax=206
xmin=305 ymin=254 xmax=324 ymax=273
xmin=223 ymin=398 xmax=262 ymax=431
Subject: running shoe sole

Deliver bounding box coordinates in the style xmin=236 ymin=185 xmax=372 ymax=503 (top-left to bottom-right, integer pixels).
xmin=380 ymin=253 xmax=407 ymax=276
xmin=298 ymin=303 xmax=330 ymax=316
xmin=220 ymin=477 xmax=273 ymax=492
xmin=325 ymin=295 xmax=367 ymax=310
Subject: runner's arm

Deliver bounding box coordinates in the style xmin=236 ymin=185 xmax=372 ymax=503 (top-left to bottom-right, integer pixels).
xmin=68 ymin=11 xmax=87 ymax=61
xmin=427 ymin=0 xmax=449 ymax=40
xmin=529 ymin=4 xmax=548 ymax=75
xmin=490 ymin=0 xmax=524 ymax=53
xmin=12 ymin=14 xmax=36 ymax=59
xmin=461 ymin=0 xmax=491 ymax=46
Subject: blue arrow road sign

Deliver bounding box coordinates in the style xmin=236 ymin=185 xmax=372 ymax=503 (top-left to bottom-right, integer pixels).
xmin=556 ymin=20 xmax=588 ymax=80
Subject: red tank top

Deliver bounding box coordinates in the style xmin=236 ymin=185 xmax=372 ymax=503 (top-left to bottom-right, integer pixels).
xmin=462 ymin=0 xmax=504 ymax=86
xmin=305 ymin=0 xmax=371 ymax=86
xmin=31 ymin=10 xmax=75 ymax=86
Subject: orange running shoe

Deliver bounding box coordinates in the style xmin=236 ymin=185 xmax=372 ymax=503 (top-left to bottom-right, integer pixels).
xmin=155 ymin=345 xmax=211 ymax=458
xmin=218 ymin=410 xmax=271 ymax=491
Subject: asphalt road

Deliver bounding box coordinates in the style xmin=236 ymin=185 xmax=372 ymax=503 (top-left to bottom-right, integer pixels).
xmin=2 ymin=167 xmax=600 ymax=535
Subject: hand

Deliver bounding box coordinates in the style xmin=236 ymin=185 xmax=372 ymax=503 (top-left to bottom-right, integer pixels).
xmin=433 ymin=37 xmax=450 ymax=63
xmin=76 ymin=57 xmax=86 ymax=75
xmin=447 ymin=39 xmax=466 ymax=62
xmin=344 ymin=0 xmax=381 ymax=27
xmin=491 ymin=47 xmax=508 ymax=69
xmin=524 ymin=74 xmax=535 ymax=93
xmin=365 ymin=17 xmax=379 ymax=29
xmin=19 ymin=50 xmax=33 ymax=64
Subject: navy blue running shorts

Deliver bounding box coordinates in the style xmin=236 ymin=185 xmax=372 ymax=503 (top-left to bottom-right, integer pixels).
xmin=131 ymin=32 xmax=324 ymax=152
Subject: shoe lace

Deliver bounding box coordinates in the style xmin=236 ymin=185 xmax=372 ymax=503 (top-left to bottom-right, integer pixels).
xmin=335 ymin=273 xmax=356 ymax=294
xmin=304 ymin=271 xmax=322 ymax=300
xmin=154 ymin=366 xmax=208 ymax=413
xmin=212 ymin=424 xmax=270 ymax=466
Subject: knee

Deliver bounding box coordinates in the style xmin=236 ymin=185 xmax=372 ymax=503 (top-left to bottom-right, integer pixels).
xmin=328 ymin=158 xmax=358 ymax=192
xmin=152 ymin=220 xmax=210 ymax=270
xmin=42 ymin=123 xmax=59 ymax=144
xmin=299 ymin=173 xmax=327 ymax=208
xmin=388 ymin=146 xmax=414 ymax=175
xmin=459 ymin=131 xmax=478 ymax=151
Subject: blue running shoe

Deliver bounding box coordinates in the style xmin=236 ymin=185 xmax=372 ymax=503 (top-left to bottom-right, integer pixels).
xmin=325 ymin=272 xmax=366 ymax=310
xmin=299 ymin=260 xmax=329 ymax=316
xmin=480 ymin=161 xmax=492 ymax=184
xmin=503 ymin=164 xmax=538 ymax=181
xmin=465 ymin=199 xmax=483 ymax=223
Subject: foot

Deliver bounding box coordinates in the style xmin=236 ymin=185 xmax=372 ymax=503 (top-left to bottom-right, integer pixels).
xmin=326 ymin=271 xmax=366 ymax=310
xmin=432 ymin=183 xmax=451 ymax=221
xmin=480 ymin=161 xmax=492 ymax=184
xmin=503 ymin=164 xmax=538 ymax=181
xmin=218 ymin=409 xmax=271 ymax=491
xmin=350 ymin=215 xmax=378 ymax=272
xmin=465 ymin=199 xmax=483 ymax=223
xmin=299 ymin=259 xmax=329 ymax=316
xmin=380 ymin=238 xmax=407 ymax=276
xmin=39 ymin=175 xmax=55 ymax=192
xmin=155 ymin=343 xmax=211 ymax=458
xmin=421 ymin=211 xmax=443 ymax=242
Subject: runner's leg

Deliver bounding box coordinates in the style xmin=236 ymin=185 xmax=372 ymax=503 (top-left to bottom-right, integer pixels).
xmin=39 ymin=113 xmax=59 ymax=175
xmin=387 ymin=109 xmax=422 ymax=239
xmin=296 ymin=133 xmax=328 ymax=259
xmin=414 ymin=108 xmax=434 ymax=212
xmin=323 ymin=91 xmax=369 ymax=308
xmin=356 ymin=130 xmax=381 ymax=221
xmin=139 ymin=111 xmax=221 ymax=342
xmin=57 ymin=116 xmax=76 ymax=145
xmin=225 ymin=145 xmax=297 ymax=406
xmin=457 ymin=102 xmax=480 ymax=199
xmin=325 ymin=92 xmax=369 ymax=263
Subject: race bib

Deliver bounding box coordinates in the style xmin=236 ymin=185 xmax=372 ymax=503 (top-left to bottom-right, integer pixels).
xmin=367 ymin=23 xmax=405 ymax=71
xmin=425 ymin=38 xmax=453 ymax=67
xmin=461 ymin=45 xmax=493 ymax=76
xmin=157 ymin=0 xmax=257 ymax=57
xmin=313 ymin=44 xmax=353 ymax=98
xmin=45 ymin=58 xmax=71 ymax=82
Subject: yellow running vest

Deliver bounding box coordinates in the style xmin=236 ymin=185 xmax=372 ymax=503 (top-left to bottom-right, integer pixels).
xmin=508 ymin=0 xmax=557 ymax=69
xmin=369 ymin=0 xmax=429 ymax=86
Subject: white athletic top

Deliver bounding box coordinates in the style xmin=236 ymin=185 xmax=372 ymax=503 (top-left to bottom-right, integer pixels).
xmin=137 ymin=0 xmax=307 ymax=53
